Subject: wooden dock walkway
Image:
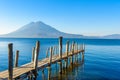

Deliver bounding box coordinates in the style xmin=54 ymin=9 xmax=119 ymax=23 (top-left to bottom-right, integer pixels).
xmin=0 ymin=37 xmax=85 ymax=80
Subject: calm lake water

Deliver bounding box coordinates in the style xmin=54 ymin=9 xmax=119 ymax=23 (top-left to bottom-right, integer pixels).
xmin=0 ymin=38 xmax=120 ymax=80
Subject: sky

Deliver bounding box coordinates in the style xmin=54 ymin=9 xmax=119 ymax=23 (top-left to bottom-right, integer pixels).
xmin=0 ymin=0 xmax=120 ymax=36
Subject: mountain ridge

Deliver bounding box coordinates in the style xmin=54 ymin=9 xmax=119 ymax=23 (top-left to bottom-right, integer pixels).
xmin=1 ymin=21 xmax=83 ymax=38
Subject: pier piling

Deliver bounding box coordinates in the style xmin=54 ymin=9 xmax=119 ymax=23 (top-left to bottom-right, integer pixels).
xmin=58 ymin=36 xmax=63 ymax=74
xmin=34 ymin=41 xmax=40 ymax=78
xmin=65 ymin=40 xmax=69 ymax=69
xmin=8 ymin=43 xmax=13 ymax=80
xmin=32 ymin=47 xmax=35 ymax=62
xmin=14 ymin=50 xmax=19 ymax=67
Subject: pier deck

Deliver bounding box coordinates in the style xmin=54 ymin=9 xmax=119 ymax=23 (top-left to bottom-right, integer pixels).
xmin=0 ymin=50 xmax=84 ymax=79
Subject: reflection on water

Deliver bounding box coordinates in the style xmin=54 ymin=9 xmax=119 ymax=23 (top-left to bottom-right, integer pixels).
xmin=36 ymin=55 xmax=84 ymax=80
xmin=54 ymin=59 xmax=84 ymax=80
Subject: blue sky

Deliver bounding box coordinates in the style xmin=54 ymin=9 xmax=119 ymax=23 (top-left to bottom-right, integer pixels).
xmin=0 ymin=0 xmax=120 ymax=36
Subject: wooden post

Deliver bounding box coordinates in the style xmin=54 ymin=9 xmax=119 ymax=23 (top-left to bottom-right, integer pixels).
xmin=65 ymin=40 xmax=69 ymax=69
xmin=80 ymin=44 xmax=82 ymax=50
xmin=8 ymin=43 xmax=13 ymax=80
xmin=78 ymin=44 xmax=81 ymax=61
xmin=81 ymin=44 xmax=83 ymax=50
xmin=32 ymin=47 xmax=35 ymax=62
xmin=59 ymin=36 xmax=62 ymax=59
xmin=74 ymin=43 xmax=77 ymax=63
xmin=82 ymin=51 xmax=84 ymax=61
xmin=76 ymin=43 xmax=78 ymax=52
xmin=46 ymin=48 xmax=49 ymax=58
xmin=52 ymin=46 xmax=55 ymax=56
xmin=76 ymin=43 xmax=78 ymax=62
xmin=46 ymin=47 xmax=53 ymax=80
xmin=66 ymin=40 xmax=69 ymax=57
xmin=82 ymin=44 xmax=85 ymax=60
xmin=55 ymin=46 xmax=57 ymax=55
xmin=14 ymin=50 xmax=19 ymax=67
xmin=70 ymin=42 xmax=74 ymax=65
xmin=70 ymin=44 xmax=72 ymax=52
xmin=33 ymin=41 xmax=40 ymax=78
xmin=58 ymin=36 xmax=62 ymax=74
xmin=49 ymin=47 xmax=53 ymax=64
xmin=74 ymin=42 xmax=76 ymax=63
xmin=74 ymin=43 xmax=76 ymax=51
xmin=83 ymin=43 xmax=85 ymax=51
xmin=71 ymin=42 xmax=75 ymax=55
xmin=55 ymin=46 xmax=58 ymax=55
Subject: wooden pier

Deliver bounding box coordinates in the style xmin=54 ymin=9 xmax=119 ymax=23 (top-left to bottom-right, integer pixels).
xmin=0 ymin=37 xmax=85 ymax=80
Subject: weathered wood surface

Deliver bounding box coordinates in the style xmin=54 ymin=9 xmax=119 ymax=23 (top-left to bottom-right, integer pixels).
xmin=0 ymin=49 xmax=84 ymax=79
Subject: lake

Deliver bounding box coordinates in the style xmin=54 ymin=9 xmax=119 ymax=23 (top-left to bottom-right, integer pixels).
xmin=0 ymin=38 xmax=120 ymax=80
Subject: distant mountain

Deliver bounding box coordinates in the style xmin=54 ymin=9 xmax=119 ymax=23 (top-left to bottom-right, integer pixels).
xmin=1 ymin=21 xmax=83 ymax=38
xmin=103 ymin=34 xmax=120 ymax=39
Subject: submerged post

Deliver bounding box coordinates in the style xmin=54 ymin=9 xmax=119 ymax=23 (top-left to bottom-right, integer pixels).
xmin=32 ymin=47 xmax=35 ymax=62
xmin=34 ymin=41 xmax=40 ymax=78
xmin=14 ymin=50 xmax=19 ymax=67
xmin=8 ymin=43 xmax=13 ymax=80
